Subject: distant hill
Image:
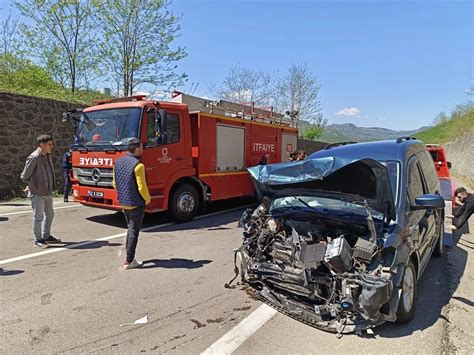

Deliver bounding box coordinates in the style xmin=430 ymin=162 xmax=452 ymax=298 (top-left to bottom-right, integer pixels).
xmin=299 ymin=120 xmax=428 ymax=143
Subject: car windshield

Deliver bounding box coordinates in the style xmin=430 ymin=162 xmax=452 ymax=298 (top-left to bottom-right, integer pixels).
xmin=77 ymin=108 xmax=141 ymax=148
xmin=270 ymin=196 xmax=384 ymax=219
xmin=380 ymin=160 xmax=400 ymax=205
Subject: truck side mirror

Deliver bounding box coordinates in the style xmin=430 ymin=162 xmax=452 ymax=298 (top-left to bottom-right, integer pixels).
xmin=447 ymin=162 xmax=452 ymax=169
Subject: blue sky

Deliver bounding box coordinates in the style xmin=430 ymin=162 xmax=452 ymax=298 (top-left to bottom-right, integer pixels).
xmin=1 ymin=0 xmax=472 ymax=130
xmin=170 ymin=0 xmax=472 ymax=130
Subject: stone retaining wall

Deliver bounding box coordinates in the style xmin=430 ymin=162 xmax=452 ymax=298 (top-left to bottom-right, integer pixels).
xmin=0 ymin=92 xmax=77 ymax=199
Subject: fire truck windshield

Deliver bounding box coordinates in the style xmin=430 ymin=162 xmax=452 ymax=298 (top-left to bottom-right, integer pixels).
xmin=77 ymin=108 xmax=141 ymax=149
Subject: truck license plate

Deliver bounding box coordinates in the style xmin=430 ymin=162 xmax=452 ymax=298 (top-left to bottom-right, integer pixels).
xmin=88 ymin=191 xmax=104 ymax=198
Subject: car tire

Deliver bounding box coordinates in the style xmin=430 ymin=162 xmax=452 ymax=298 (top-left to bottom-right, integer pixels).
xmin=169 ymin=184 xmax=200 ymax=223
xmin=433 ymin=217 xmax=445 ymax=257
xmin=396 ymin=260 xmax=417 ymax=324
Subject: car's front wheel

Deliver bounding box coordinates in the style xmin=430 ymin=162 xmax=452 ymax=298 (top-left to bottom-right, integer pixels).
xmin=396 ymin=260 xmax=417 ymax=323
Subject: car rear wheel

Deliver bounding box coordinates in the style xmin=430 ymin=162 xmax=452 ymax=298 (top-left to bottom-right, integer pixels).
xmin=169 ymin=184 xmax=200 ymax=223
xmin=433 ymin=217 xmax=445 ymax=257
xmin=396 ymin=260 xmax=417 ymax=323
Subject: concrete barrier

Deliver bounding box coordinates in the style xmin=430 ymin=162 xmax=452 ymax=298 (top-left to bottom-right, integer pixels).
xmin=444 ymin=131 xmax=474 ymax=184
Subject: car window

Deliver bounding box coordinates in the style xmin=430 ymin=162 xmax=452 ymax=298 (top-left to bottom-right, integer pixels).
xmin=165 ymin=114 xmax=180 ymax=144
xmin=407 ymin=159 xmax=425 ymax=206
xmin=417 ymin=150 xmax=438 ymax=192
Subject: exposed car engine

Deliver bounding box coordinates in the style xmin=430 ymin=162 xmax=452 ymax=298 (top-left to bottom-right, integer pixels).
xmin=236 ymin=197 xmax=395 ymax=335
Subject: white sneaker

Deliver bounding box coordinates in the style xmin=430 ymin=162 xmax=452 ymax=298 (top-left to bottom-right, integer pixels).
xmin=123 ymin=259 xmax=143 ymax=270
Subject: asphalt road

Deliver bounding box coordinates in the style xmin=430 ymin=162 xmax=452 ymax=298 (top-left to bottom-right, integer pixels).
xmin=0 ymin=193 xmax=472 ymax=354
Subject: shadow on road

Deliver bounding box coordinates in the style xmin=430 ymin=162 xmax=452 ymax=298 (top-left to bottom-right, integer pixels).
xmin=86 ymin=212 xmax=127 ymax=228
xmin=452 ymin=296 xmax=474 ymax=307
xmin=0 ymin=203 xmax=29 ymax=207
xmin=142 ymin=258 xmax=212 ymax=269
xmin=376 ymin=227 xmax=468 ymax=338
xmin=0 ymin=217 xmax=8 ymax=222
xmin=0 ymin=267 xmax=25 ymax=276
xmin=84 ymin=197 xmax=255 ymax=232
xmin=48 ymin=241 xmax=122 ymax=249
xmin=155 ymin=210 xmax=243 ymax=232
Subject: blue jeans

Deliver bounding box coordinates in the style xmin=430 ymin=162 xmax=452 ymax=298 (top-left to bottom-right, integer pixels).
xmin=30 ymin=195 xmax=54 ymax=242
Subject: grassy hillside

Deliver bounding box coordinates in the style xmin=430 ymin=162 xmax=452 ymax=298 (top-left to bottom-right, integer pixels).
xmin=416 ymin=105 xmax=474 ymax=144
xmin=0 ymin=54 xmax=108 ymax=105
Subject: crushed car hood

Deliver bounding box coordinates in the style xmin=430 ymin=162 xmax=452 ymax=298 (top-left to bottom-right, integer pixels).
xmin=248 ymin=157 xmax=396 ymax=222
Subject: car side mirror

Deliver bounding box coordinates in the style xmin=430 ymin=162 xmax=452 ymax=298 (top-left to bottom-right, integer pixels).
xmin=412 ymin=194 xmax=445 ymax=210
xmin=447 ymin=162 xmax=452 ymax=169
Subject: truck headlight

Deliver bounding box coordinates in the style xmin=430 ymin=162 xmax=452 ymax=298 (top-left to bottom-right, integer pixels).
xmin=72 ymin=168 xmax=78 ymax=180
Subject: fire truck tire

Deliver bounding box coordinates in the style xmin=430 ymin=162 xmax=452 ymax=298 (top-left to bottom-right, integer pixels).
xmin=169 ymin=184 xmax=200 ymax=222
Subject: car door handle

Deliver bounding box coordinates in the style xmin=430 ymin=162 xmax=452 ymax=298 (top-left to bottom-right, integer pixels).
xmin=175 ymin=156 xmax=184 ymax=161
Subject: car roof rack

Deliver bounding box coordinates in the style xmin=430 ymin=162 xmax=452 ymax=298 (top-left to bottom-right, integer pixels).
xmin=323 ymin=141 xmax=357 ymax=150
xmin=396 ymin=136 xmax=417 ymax=144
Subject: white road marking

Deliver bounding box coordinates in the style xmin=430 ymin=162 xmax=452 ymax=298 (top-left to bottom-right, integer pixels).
xmin=201 ymin=304 xmax=277 ymax=355
xmin=0 ymin=204 xmax=83 ymax=217
xmin=0 ymin=204 xmax=252 ymax=266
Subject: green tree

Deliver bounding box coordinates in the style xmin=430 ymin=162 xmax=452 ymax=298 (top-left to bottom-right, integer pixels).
xmin=300 ymin=125 xmax=324 ymax=141
xmin=15 ymin=0 xmax=96 ymax=93
xmin=0 ymin=54 xmax=63 ymax=95
xmin=93 ymin=0 xmax=187 ymax=96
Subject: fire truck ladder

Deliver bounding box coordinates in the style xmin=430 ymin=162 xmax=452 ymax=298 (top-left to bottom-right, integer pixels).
xmin=170 ymin=92 xmax=296 ymax=127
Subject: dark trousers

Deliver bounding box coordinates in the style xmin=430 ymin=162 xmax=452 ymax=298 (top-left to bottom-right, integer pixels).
xmin=123 ymin=206 xmax=145 ymax=263
xmin=63 ymin=170 xmax=72 ymax=196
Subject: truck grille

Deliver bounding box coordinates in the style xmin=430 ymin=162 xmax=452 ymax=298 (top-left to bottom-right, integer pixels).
xmin=74 ymin=167 xmax=113 ymax=187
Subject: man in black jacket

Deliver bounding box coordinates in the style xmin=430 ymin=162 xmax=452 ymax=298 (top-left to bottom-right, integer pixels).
xmin=447 ymin=187 xmax=473 ymax=231
xmin=63 ymin=146 xmax=73 ymax=202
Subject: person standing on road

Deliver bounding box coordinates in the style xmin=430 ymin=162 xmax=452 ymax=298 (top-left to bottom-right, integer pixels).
xmin=62 ymin=145 xmax=73 ymax=202
xmin=258 ymin=154 xmax=269 ymax=165
xmin=113 ymin=139 xmax=151 ymax=270
xmin=447 ymin=187 xmax=473 ymax=231
xmin=20 ymin=134 xmax=61 ymax=248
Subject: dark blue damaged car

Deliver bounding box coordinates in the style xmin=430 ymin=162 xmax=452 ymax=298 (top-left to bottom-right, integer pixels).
xmin=235 ymin=138 xmax=445 ymax=334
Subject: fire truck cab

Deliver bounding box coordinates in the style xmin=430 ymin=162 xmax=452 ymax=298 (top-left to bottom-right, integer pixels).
xmin=66 ymin=93 xmax=298 ymax=222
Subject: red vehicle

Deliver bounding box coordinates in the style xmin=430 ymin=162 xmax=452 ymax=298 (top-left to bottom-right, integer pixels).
xmin=426 ymin=144 xmax=455 ymax=205
xmin=65 ymin=93 xmax=298 ymax=221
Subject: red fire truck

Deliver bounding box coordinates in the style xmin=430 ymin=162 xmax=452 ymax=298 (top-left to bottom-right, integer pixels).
xmin=65 ymin=93 xmax=298 ymax=221
xmin=426 ymin=144 xmax=455 ymax=205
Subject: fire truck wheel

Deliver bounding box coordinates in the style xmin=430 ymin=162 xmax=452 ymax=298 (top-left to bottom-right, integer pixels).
xmin=169 ymin=184 xmax=200 ymax=222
